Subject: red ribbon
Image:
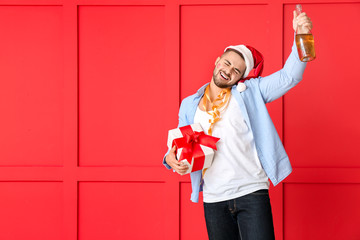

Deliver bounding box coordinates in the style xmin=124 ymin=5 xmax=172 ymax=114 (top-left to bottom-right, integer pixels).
xmin=172 ymin=125 xmax=220 ymax=172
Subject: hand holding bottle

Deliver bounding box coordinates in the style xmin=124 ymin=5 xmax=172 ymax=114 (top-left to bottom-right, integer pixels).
xmin=293 ymin=9 xmax=313 ymax=34
xmin=292 ymin=4 xmax=316 ymax=62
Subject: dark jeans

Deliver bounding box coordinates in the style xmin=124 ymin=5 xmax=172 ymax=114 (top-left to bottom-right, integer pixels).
xmin=203 ymin=189 xmax=275 ymax=240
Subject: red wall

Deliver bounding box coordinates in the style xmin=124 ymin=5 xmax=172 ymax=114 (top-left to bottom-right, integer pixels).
xmin=0 ymin=0 xmax=359 ymax=239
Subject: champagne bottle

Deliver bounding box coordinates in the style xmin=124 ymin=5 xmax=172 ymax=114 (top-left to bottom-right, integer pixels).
xmin=295 ymin=4 xmax=316 ymax=62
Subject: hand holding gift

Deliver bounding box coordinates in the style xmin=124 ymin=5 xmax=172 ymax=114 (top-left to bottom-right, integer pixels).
xmin=166 ymin=123 xmax=220 ymax=175
xmin=165 ymin=145 xmax=190 ymax=175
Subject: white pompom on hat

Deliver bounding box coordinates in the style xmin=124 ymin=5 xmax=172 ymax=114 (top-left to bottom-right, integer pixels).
xmin=224 ymin=45 xmax=264 ymax=80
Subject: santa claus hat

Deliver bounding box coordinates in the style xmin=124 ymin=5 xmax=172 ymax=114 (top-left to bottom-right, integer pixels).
xmin=224 ymin=45 xmax=264 ymax=80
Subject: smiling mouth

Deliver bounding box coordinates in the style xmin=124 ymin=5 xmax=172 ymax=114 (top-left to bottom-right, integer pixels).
xmin=220 ymin=71 xmax=230 ymax=80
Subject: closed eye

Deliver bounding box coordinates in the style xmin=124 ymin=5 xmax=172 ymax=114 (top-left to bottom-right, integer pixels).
xmin=224 ymin=59 xmax=242 ymax=75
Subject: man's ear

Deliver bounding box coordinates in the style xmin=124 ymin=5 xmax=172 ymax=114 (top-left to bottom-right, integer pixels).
xmin=215 ymin=56 xmax=221 ymax=66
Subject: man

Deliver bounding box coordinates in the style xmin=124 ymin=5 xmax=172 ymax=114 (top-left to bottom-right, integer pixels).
xmin=163 ymin=10 xmax=313 ymax=240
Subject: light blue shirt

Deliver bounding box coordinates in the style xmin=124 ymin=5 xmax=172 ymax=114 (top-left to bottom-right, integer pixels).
xmin=163 ymin=37 xmax=307 ymax=202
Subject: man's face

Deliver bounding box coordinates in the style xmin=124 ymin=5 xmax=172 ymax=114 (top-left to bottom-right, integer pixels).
xmin=212 ymin=50 xmax=246 ymax=88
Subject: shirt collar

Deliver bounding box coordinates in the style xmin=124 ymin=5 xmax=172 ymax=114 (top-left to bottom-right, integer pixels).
xmin=196 ymin=83 xmax=209 ymax=96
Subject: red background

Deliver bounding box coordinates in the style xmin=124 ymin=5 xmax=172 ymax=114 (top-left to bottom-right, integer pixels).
xmin=0 ymin=0 xmax=359 ymax=239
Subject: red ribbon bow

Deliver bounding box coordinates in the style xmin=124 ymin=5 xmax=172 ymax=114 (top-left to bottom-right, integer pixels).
xmin=172 ymin=125 xmax=220 ymax=172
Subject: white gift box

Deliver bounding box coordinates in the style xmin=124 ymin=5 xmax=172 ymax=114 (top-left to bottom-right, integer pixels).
xmin=167 ymin=123 xmax=219 ymax=174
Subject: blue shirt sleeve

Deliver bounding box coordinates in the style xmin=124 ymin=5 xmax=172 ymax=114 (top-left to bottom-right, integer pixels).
xmin=255 ymin=34 xmax=307 ymax=103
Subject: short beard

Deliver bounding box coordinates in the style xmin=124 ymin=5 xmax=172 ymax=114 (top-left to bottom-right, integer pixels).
xmin=212 ymin=69 xmax=234 ymax=89
xmin=214 ymin=78 xmax=232 ymax=88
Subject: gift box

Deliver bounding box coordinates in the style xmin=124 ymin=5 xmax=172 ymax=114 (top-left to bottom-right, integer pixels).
xmin=167 ymin=123 xmax=220 ymax=174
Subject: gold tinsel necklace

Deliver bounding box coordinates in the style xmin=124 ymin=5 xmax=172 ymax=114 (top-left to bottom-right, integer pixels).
xmin=201 ymin=85 xmax=231 ymax=135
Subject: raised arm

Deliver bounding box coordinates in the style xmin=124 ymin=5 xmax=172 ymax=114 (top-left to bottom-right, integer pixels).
xmin=255 ymin=11 xmax=313 ymax=103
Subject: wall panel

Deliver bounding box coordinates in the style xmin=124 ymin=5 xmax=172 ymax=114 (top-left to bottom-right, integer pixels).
xmin=78 ymin=182 xmax=166 ymax=240
xmin=0 ymin=6 xmax=64 ymax=166
xmin=0 ymin=182 xmax=63 ymax=240
xmin=283 ymin=3 xmax=360 ymax=168
xmin=180 ymin=182 xmax=207 ymax=240
xmin=284 ymin=183 xmax=360 ymax=240
xmin=180 ymin=4 xmax=284 ymax=137
xmin=78 ymin=5 xmax=166 ymax=167
xmin=180 ymin=4 xmax=270 ymax=100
